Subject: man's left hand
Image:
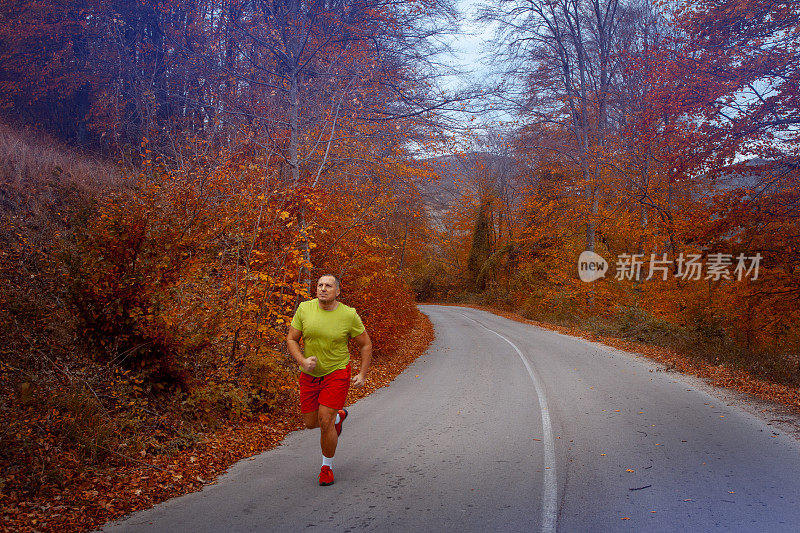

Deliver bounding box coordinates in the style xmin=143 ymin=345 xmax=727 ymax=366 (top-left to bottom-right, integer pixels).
xmin=352 ymin=373 xmax=367 ymax=388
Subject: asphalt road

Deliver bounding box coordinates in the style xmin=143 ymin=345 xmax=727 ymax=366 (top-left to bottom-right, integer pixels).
xmin=101 ymin=305 xmax=800 ymax=532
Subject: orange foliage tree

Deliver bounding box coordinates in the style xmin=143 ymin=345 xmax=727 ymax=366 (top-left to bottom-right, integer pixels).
xmin=426 ymin=0 xmax=798 ymax=379
xmin=1 ymin=0 xmax=457 ymax=439
xmin=640 ymin=0 xmax=800 ymax=361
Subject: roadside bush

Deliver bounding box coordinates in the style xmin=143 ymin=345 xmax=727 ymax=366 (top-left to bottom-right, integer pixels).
xmin=49 ymin=384 xmax=120 ymax=464
xmin=0 ymin=122 xmax=432 ymax=518
xmin=182 ymin=382 xmax=249 ymax=427
xmin=613 ymin=305 xmax=682 ymax=344
xmin=521 ymin=290 xmax=583 ymax=326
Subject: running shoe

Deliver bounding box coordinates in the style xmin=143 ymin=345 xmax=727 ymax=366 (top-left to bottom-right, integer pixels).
xmin=335 ymin=408 xmax=348 ymax=436
xmin=319 ymin=465 xmax=334 ymax=486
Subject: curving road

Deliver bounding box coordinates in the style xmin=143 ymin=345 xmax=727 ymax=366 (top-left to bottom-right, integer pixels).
xmin=102 ymin=305 xmax=800 ymax=532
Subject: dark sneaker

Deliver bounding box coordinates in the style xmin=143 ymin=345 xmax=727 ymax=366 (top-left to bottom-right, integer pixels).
xmin=335 ymin=408 xmax=348 ymax=436
xmin=319 ymin=465 xmax=334 ymax=486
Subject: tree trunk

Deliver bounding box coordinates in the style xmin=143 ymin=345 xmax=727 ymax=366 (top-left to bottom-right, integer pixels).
xmin=289 ymin=68 xmax=312 ymax=295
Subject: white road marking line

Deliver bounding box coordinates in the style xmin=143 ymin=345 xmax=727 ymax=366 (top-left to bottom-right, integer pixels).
xmin=462 ymin=313 xmax=557 ymax=533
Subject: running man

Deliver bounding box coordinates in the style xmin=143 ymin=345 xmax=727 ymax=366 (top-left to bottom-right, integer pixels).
xmin=286 ymin=274 xmax=372 ymax=486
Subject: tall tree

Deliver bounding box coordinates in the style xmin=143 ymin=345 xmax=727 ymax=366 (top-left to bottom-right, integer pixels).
xmin=657 ymin=0 xmax=799 ymax=170
xmin=482 ymin=0 xmax=638 ymax=253
xmin=648 ymin=0 xmax=800 ymax=350
xmin=194 ymin=0 xmax=459 ymax=291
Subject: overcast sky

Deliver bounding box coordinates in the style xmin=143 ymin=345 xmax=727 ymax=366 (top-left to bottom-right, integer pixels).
xmin=444 ymin=0 xmax=494 ymax=91
xmin=452 ymin=1 xmax=485 ymax=71
xmin=435 ymin=0 xmax=522 ymax=149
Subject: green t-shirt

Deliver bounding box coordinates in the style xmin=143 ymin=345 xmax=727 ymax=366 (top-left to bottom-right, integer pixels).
xmin=290 ymin=299 xmax=366 ymax=378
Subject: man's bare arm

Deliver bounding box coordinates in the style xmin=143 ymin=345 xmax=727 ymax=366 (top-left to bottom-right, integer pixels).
xmin=351 ymin=331 xmax=372 ymax=388
xmin=287 ymin=326 xmax=317 ymax=373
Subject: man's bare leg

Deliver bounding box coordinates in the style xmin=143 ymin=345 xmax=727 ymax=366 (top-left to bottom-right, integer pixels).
xmin=304 ymin=410 xmax=320 ymax=429
xmin=318 ymin=405 xmax=338 ymax=458
xmin=303 ymin=406 xmax=339 ymax=456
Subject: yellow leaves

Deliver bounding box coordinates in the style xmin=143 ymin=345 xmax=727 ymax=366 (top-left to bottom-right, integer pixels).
xmin=279 ymin=211 xmax=290 ymax=220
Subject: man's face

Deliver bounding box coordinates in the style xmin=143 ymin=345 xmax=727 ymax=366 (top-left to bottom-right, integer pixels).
xmin=316 ymin=276 xmax=340 ymax=302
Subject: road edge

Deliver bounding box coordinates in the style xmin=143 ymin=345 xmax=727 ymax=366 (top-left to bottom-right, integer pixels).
xmin=447 ymin=303 xmax=800 ymax=443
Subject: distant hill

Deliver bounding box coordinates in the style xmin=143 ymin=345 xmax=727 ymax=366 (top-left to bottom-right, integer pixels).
xmin=699 ymin=158 xmax=797 ymax=201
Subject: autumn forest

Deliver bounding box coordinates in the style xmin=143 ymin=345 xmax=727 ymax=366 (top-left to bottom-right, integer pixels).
xmin=1 ymin=0 xmax=798 ymax=530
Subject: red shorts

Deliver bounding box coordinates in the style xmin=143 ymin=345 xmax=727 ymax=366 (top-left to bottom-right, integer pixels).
xmin=299 ymin=364 xmax=351 ymax=414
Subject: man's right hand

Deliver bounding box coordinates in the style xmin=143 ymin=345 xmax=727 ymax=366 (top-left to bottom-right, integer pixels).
xmin=302 ymin=356 xmax=317 ymax=373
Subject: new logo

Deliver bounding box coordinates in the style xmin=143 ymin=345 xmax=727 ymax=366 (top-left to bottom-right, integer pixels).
xmin=578 ymin=251 xmax=608 ymax=282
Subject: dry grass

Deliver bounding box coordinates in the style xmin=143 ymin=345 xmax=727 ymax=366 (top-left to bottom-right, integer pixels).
xmin=0 ymin=121 xmax=120 ymax=193
xmin=0 ymin=120 xmax=121 ymax=362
